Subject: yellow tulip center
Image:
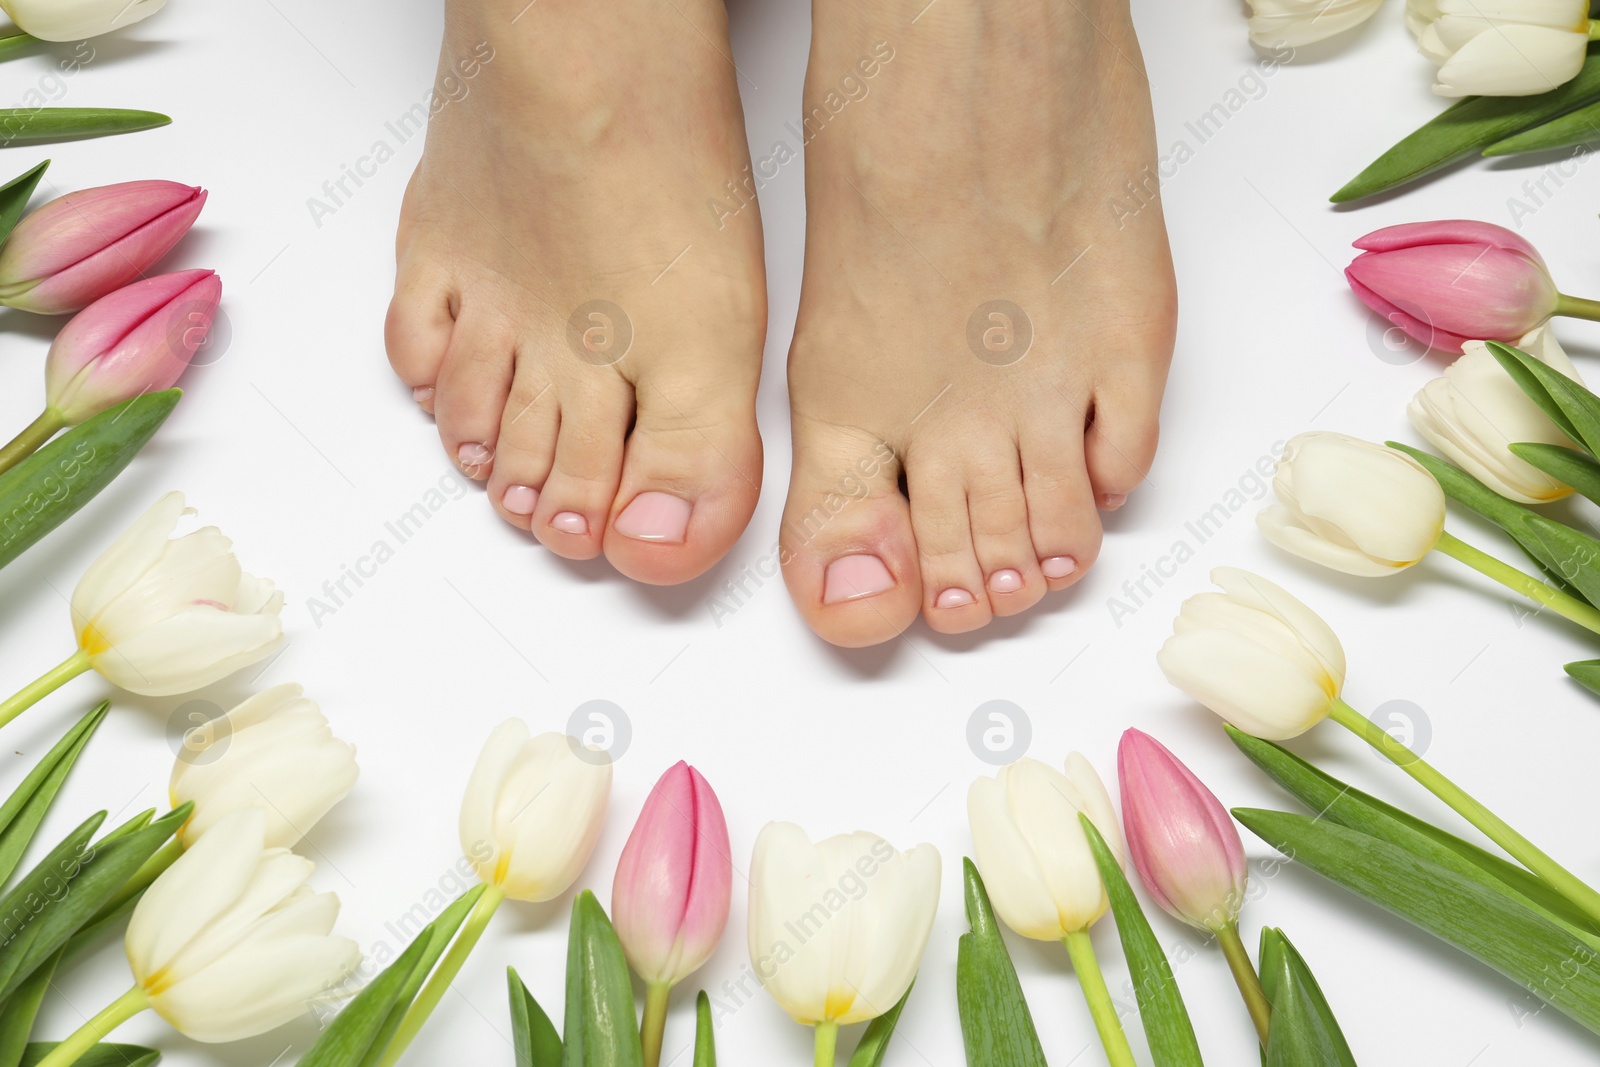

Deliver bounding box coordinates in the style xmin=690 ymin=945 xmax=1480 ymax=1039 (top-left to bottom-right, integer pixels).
xmin=77 ymin=621 xmax=112 ymax=658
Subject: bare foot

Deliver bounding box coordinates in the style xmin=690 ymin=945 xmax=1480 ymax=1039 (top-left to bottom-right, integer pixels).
xmin=781 ymin=0 xmax=1176 ymax=647
xmin=386 ymin=0 xmax=765 ymax=585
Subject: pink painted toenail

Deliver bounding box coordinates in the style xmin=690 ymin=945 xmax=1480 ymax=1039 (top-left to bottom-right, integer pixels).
xmin=412 ymin=386 xmax=434 ymax=404
xmin=936 ymin=588 xmax=976 ymax=608
xmin=1101 ymin=492 xmax=1128 ymax=509
xmin=503 ymin=485 xmax=538 ymax=516
xmin=614 ymin=491 xmax=692 ymax=544
xmin=988 ymin=569 xmax=1024 ymax=594
xmin=1041 ymin=556 xmax=1078 ymax=579
xmin=551 ymin=511 xmax=589 ymax=535
xmin=458 ymin=442 xmax=493 ymax=476
xmin=823 ymin=554 xmax=895 ymax=605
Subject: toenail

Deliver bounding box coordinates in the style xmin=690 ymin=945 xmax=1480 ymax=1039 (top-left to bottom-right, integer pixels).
xmin=412 ymin=386 xmax=434 ymax=404
xmin=614 ymin=491 xmax=692 ymax=544
xmin=551 ymin=511 xmax=589 ymax=535
xmin=936 ymin=588 xmax=976 ymax=608
xmin=1041 ymin=556 xmax=1078 ymax=580
xmin=1101 ymin=492 xmax=1128 ymax=510
xmin=503 ymin=485 xmax=538 ymax=516
xmin=458 ymin=442 xmax=493 ymax=476
xmin=823 ymin=554 xmax=895 ymax=605
xmin=988 ymin=569 xmax=1024 ymax=594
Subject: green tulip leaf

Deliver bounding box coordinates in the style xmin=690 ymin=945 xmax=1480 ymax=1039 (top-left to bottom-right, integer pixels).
xmin=0 ymin=949 xmax=61 ymax=1067
xmin=564 ymin=890 xmax=642 ymax=1067
xmin=0 ymin=34 xmax=38 ymax=61
xmin=1487 ymin=342 xmax=1600 ymax=459
xmin=848 ymin=983 xmax=913 ymax=1067
xmin=1511 ymin=444 xmax=1600 ymax=508
xmin=1333 ymin=53 xmax=1600 ymax=201
xmin=1082 ymin=815 xmax=1205 ymax=1067
xmin=1258 ymin=928 xmax=1357 ymax=1067
xmin=0 ymin=703 xmax=106 ymax=887
xmin=1235 ymin=808 xmax=1600 ymax=1034
xmin=0 ymin=159 xmax=47 ymax=249
xmin=693 ymin=990 xmax=716 ymax=1067
xmin=509 ymin=966 xmax=563 ymax=1067
xmin=19 ymin=1044 xmax=158 ymax=1067
xmin=1485 ymin=100 xmax=1600 ymax=156
xmin=0 ymin=389 xmax=181 ymax=573
xmin=0 ymin=109 xmax=169 ymax=146
xmin=956 ymin=858 xmax=1048 ymax=1067
xmin=1568 ymin=659 xmax=1600 ymax=698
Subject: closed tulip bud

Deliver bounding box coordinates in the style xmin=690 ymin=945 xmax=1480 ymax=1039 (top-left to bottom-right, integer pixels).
xmin=459 ymin=719 xmax=611 ymax=902
xmin=1346 ymin=220 xmax=1559 ymax=353
xmin=747 ymin=823 xmax=939 ymax=1028
xmin=45 ymin=269 xmax=220 ymax=425
xmin=1258 ymin=431 xmax=1445 ymax=577
xmin=1118 ymin=730 xmax=1247 ymax=932
xmin=1409 ymin=325 xmax=1581 ymax=504
xmin=1245 ymin=0 xmax=1382 ymax=45
xmin=612 ymin=762 xmax=731 ymax=988
xmin=1412 ymin=0 xmax=1592 ymax=97
xmin=71 ymin=492 xmax=284 ymax=696
xmin=0 ymin=0 xmax=164 ymax=41
xmin=0 ymin=182 xmax=205 ymax=313
xmin=967 ymin=754 xmax=1125 ymax=941
xmin=1158 ymin=567 xmax=1346 ymax=740
xmin=125 ymin=809 xmax=360 ymax=1043
xmin=170 ymin=683 xmax=359 ymax=850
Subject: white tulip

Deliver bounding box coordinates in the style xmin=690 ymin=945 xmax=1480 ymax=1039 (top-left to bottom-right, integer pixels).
xmin=1409 ymin=326 xmax=1581 ymax=504
xmin=1 ymin=0 xmax=164 ymax=41
xmin=1158 ymin=567 xmax=1347 ymax=740
xmin=1258 ymin=431 xmax=1445 ymax=577
xmin=71 ymin=492 xmax=284 ymax=696
xmin=126 ymin=809 xmax=359 ymax=1043
xmin=747 ymin=823 xmax=939 ymax=1027
xmin=1413 ymin=0 xmax=1592 ymax=96
xmin=967 ymin=755 xmax=1125 ymax=941
xmin=1246 ymin=0 xmax=1383 ymax=47
xmin=459 ymin=719 xmax=611 ymax=902
xmin=170 ymin=684 xmax=359 ymax=850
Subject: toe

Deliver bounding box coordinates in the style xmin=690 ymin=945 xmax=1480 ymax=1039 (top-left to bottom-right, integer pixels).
xmin=1020 ymin=419 xmax=1102 ymax=591
xmin=1085 ymin=374 xmax=1162 ymax=512
xmin=434 ymin=313 xmax=516 ymax=480
xmin=386 ymin=256 xmax=454 ymax=415
xmin=904 ymin=456 xmax=990 ymax=634
xmin=532 ymin=379 xmax=633 ymax=560
xmin=965 ymin=448 xmax=1047 ymax=617
xmin=603 ymin=379 xmax=761 ymax=585
xmin=487 ymin=350 xmax=560 ymax=531
xmin=780 ymin=423 xmax=920 ymax=648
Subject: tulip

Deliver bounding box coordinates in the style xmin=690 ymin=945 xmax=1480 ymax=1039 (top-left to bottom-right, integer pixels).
xmin=0 ymin=182 xmax=206 ymax=313
xmin=35 ymin=809 xmax=360 ymax=1067
xmin=0 ymin=492 xmax=284 ymax=732
xmin=170 ymin=683 xmax=359 ymax=850
xmin=748 ymin=822 xmax=938 ymax=1063
xmin=1409 ymin=325 xmax=1581 ymax=503
xmin=1411 ymin=0 xmax=1595 ymax=97
xmin=613 ymin=762 xmax=731 ymax=1067
xmin=0 ymin=0 xmax=165 ymax=41
xmin=1244 ymin=0 xmax=1382 ymax=47
xmin=0 ymin=269 xmax=220 ymax=476
xmin=967 ymin=755 xmax=1136 ymax=1066
xmin=1345 ymin=220 xmax=1576 ymax=354
xmin=1157 ymin=567 xmax=1345 ymax=741
xmin=1258 ymin=431 xmax=1445 ymax=577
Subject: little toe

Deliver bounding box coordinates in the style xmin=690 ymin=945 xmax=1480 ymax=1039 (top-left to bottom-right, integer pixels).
xmin=487 ymin=353 xmax=560 ymax=532
xmin=532 ymin=380 xmax=633 ymax=560
xmin=1021 ymin=421 xmax=1103 ymax=591
xmin=1085 ymin=379 xmax=1162 ymax=512
xmin=965 ymin=456 xmax=1047 ymax=617
xmin=905 ymin=457 xmax=990 ymax=634
xmin=433 ymin=314 xmax=515 ymax=481
xmin=385 ymin=258 xmax=454 ymax=415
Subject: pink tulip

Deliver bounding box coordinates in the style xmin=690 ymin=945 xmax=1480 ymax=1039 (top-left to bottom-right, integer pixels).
xmin=45 ymin=269 xmax=220 ymax=424
xmin=1345 ymin=220 xmax=1559 ymax=354
xmin=1118 ymin=729 xmax=1247 ymax=932
xmin=0 ymin=180 xmax=206 ymax=314
xmin=612 ymin=761 xmax=731 ymax=989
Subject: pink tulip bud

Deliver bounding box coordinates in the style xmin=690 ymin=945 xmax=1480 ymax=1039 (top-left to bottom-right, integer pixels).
xmin=45 ymin=269 xmax=220 ymax=424
xmin=0 ymin=180 xmax=206 ymax=314
xmin=1118 ymin=729 xmax=1247 ymax=932
xmin=612 ymin=762 xmax=732 ymax=988
xmin=1345 ymin=220 xmax=1559 ymax=354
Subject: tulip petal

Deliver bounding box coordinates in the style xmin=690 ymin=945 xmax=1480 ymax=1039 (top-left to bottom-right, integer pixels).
xmin=836 ymin=841 xmax=940 ymax=1025
xmin=1434 ymin=23 xmax=1589 ymax=96
xmin=151 ymin=930 xmax=360 ymax=1042
xmin=1157 ymin=628 xmax=1334 ymax=740
xmin=967 ymin=775 xmax=1067 ymax=942
xmin=69 ymin=490 xmax=187 ymax=624
xmin=749 ymin=821 xmax=832 ymax=1025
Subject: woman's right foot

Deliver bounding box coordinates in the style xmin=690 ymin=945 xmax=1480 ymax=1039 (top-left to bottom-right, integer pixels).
xmin=386 ymin=0 xmax=766 ymax=585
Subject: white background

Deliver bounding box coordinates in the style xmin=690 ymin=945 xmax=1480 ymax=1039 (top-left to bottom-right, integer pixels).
xmin=3 ymin=0 xmax=1600 ymax=1063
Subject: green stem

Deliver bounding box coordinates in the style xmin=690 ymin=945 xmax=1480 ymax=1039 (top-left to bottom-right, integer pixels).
xmin=0 ymin=407 xmax=64 ymax=477
xmin=1063 ymin=930 xmax=1137 ymax=1067
xmin=0 ymin=32 xmax=37 ymax=59
xmin=641 ymin=981 xmax=671 ymax=1067
xmin=0 ymin=650 xmax=90 ymax=731
xmin=1557 ymin=293 xmax=1600 ymax=321
xmin=1330 ymin=698 xmax=1600 ymax=924
xmin=1435 ymin=530 xmax=1600 ymax=636
xmin=378 ymin=884 xmax=505 ymax=1067
xmin=33 ymin=985 xmax=148 ymax=1067
xmin=1217 ymin=921 xmax=1271 ymax=1046
xmin=813 ymin=1020 xmax=839 ymax=1067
